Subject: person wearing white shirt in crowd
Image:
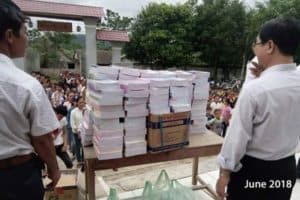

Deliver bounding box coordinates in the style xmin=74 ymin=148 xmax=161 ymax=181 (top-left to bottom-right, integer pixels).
xmin=70 ymin=96 xmax=85 ymax=164
xmin=216 ymin=17 xmax=300 ymax=200
xmin=51 ymin=82 xmax=65 ymax=108
xmin=0 ymin=1 xmax=60 ymax=199
xmin=53 ymin=105 xmax=73 ymax=169
xmin=63 ymin=91 xmax=75 ymax=111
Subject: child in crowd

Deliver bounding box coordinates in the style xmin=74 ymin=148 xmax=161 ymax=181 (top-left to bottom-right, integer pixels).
xmin=206 ymin=108 xmax=223 ymax=136
xmin=53 ymin=105 xmax=73 ymax=169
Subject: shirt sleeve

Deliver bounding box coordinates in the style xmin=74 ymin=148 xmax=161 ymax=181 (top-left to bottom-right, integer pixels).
xmin=28 ymin=82 xmax=60 ymax=136
xmin=207 ymin=118 xmax=215 ymax=126
xmin=70 ymin=109 xmax=77 ymax=133
xmin=61 ymin=117 xmax=68 ymax=127
xmin=217 ymin=86 xmax=256 ymax=172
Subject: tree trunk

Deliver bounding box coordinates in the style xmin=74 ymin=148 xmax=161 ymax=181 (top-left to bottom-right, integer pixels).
xmin=222 ymin=66 xmax=230 ymax=81
xmin=214 ymin=65 xmax=218 ymax=80
xmin=240 ymin=51 xmax=247 ymax=81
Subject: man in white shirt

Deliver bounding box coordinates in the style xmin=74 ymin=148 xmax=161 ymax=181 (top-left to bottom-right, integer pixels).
xmin=216 ymin=17 xmax=300 ymax=200
xmin=70 ymin=96 xmax=86 ymax=163
xmin=0 ymin=1 xmax=60 ymax=199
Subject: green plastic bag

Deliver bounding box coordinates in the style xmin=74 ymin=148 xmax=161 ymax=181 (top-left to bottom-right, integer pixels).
xmin=141 ymin=170 xmax=195 ymax=200
xmin=107 ymin=188 xmax=119 ymax=200
xmin=151 ymin=170 xmax=172 ymax=199
xmin=169 ymin=180 xmax=195 ymax=200
xmin=142 ymin=181 xmax=153 ymax=199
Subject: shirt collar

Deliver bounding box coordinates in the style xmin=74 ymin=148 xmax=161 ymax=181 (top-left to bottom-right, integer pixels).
xmin=260 ymin=63 xmax=297 ymax=77
xmin=0 ymin=53 xmax=16 ymax=67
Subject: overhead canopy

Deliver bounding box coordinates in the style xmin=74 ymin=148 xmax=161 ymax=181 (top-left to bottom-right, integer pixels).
xmin=96 ymin=30 xmax=129 ymax=42
xmin=13 ymin=0 xmax=105 ymax=20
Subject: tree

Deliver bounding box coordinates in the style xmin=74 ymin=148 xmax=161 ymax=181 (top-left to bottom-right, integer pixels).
xmin=123 ymin=3 xmax=194 ymax=68
xmin=193 ymin=0 xmax=247 ymax=80
xmin=101 ymin=9 xmax=133 ymax=31
xmin=28 ymin=29 xmax=82 ymax=68
xmin=246 ymin=0 xmax=300 ymax=63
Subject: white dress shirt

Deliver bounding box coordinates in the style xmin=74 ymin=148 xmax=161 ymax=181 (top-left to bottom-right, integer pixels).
xmin=70 ymin=107 xmax=83 ymax=134
xmin=0 ymin=53 xmax=60 ymax=159
xmin=218 ymin=63 xmax=300 ymax=172
xmin=54 ymin=117 xmax=67 ymax=146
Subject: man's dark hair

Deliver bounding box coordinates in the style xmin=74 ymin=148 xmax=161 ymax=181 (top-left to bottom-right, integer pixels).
xmin=0 ymin=0 xmax=29 ymax=40
xmin=259 ymin=17 xmax=300 ymax=56
xmin=53 ymin=105 xmax=68 ymax=117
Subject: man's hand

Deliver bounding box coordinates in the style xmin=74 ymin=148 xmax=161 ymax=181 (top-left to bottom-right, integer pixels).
xmin=46 ymin=168 xmax=61 ymax=190
xmin=31 ymin=134 xmax=61 ymax=190
xmin=250 ymin=61 xmax=264 ymax=77
xmin=216 ymin=170 xmax=231 ymax=200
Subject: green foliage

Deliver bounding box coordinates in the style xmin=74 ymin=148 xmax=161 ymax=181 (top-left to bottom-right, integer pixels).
xmin=28 ymin=29 xmax=82 ymax=68
xmin=123 ymin=0 xmax=300 ymax=79
xmin=247 ymin=0 xmax=300 ymax=63
xmin=193 ymin=0 xmax=247 ymax=79
xmin=123 ymin=3 xmax=194 ymax=68
xmin=101 ymin=9 xmax=134 ymax=31
xmin=97 ymin=41 xmax=112 ymax=50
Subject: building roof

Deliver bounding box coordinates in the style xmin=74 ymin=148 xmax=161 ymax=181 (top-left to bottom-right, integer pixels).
xmin=13 ymin=0 xmax=105 ymax=20
xmin=96 ymin=30 xmax=129 ymax=42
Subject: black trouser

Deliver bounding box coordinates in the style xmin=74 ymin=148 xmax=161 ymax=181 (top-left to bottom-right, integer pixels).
xmin=227 ymin=155 xmax=296 ymax=200
xmin=0 ymin=158 xmax=44 ymax=200
xmin=74 ymin=133 xmax=84 ymax=162
xmin=55 ymin=144 xmax=73 ymax=169
xmin=222 ymin=121 xmax=228 ymax=137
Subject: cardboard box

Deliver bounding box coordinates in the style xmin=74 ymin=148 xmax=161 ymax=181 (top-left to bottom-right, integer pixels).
xmin=44 ymin=170 xmax=78 ymax=200
xmin=147 ymin=112 xmax=190 ymax=152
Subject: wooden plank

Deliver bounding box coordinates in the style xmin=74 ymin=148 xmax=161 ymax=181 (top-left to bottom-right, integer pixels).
xmin=85 ymin=159 xmax=96 ymax=200
xmin=91 ymin=144 xmax=221 ymax=170
xmin=192 ymin=157 xmax=199 ymax=185
xmin=84 ymin=131 xmax=223 ymax=200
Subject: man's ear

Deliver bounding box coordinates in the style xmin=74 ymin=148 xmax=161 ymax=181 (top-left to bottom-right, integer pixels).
xmin=4 ymin=29 xmax=14 ymax=45
xmin=266 ymin=40 xmax=276 ymax=54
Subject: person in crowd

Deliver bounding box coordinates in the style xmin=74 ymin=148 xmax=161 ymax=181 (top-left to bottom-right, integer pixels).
xmin=70 ymin=96 xmax=85 ymax=164
xmin=51 ymin=82 xmax=65 ymax=108
xmin=63 ymin=91 xmax=75 ymax=111
xmin=221 ymin=98 xmax=232 ymax=137
xmin=216 ymin=17 xmax=300 ymax=200
xmin=64 ymin=91 xmax=76 ymax=158
xmin=0 ymin=1 xmax=60 ymax=199
xmin=79 ymin=78 xmax=87 ymax=98
xmin=69 ymin=78 xmax=77 ymax=91
xmin=53 ymin=106 xmax=73 ymax=169
xmin=210 ymin=96 xmax=219 ymax=111
xmin=206 ymin=108 xmax=223 ymax=136
xmin=206 ymin=106 xmax=215 ymax=121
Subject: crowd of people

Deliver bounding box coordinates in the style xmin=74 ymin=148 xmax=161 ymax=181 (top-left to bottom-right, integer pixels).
xmin=206 ymin=88 xmax=239 ymax=137
xmin=31 ymin=71 xmax=87 ymax=169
